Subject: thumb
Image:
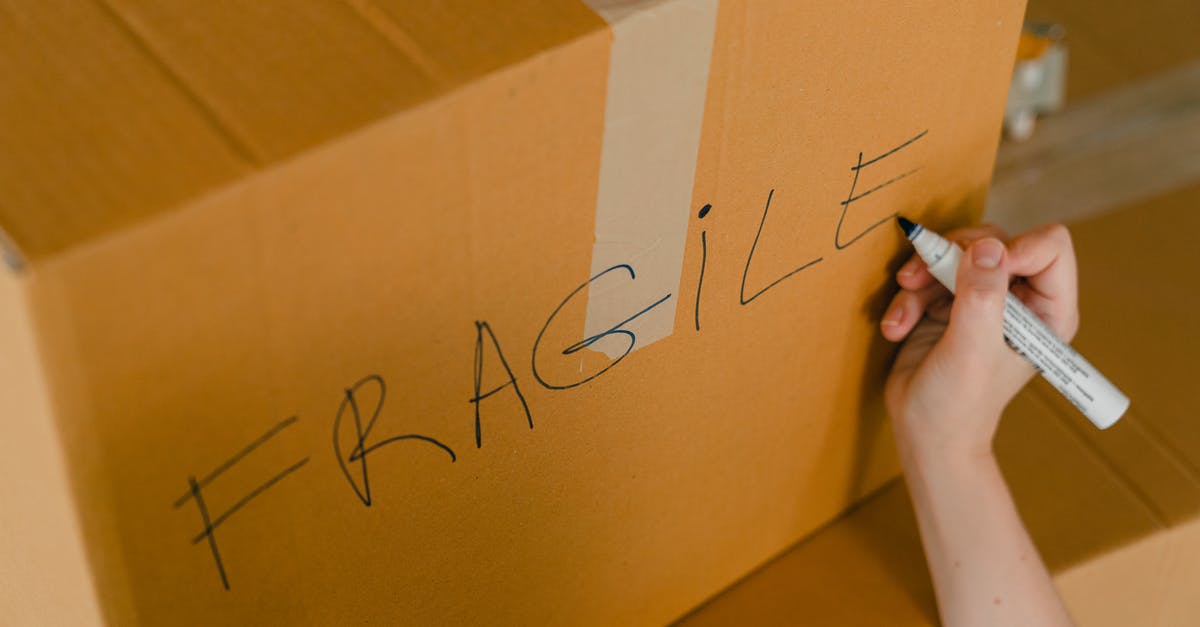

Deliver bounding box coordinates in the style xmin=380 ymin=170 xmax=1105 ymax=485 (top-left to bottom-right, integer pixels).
xmin=942 ymin=237 xmax=1009 ymax=355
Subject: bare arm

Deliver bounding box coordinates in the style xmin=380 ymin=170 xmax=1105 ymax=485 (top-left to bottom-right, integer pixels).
xmin=898 ymin=431 xmax=1071 ymax=626
xmin=880 ymin=225 xmax=1078 ymax=626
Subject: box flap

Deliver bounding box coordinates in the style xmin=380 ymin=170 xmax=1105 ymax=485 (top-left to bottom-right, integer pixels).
xmin=0 ymin=0 xmax=604 ymax=260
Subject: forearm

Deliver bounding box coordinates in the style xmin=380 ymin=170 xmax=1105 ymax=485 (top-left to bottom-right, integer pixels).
xmin=896 ymin=431 xmax=1074 ymax=627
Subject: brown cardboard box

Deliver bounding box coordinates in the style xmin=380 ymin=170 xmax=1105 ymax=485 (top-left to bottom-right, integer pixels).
xmin=678 ymin=184 xmax=1200 ymax=626
xmin=0 ymin=1 xmax=1025 ymax=624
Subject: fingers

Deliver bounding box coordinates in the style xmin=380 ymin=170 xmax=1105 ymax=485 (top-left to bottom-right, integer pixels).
xmin=1006 ymin=224 xmax=1079 ymax=340
xmin=886 ymin=223 xmax=1009 ymax=343
xmin=896 ymin=224 xmax=1009 ymax=290
xmin=939 ymin=238 xmax=1010 ymax=356
xmin=880 ymin=282 xmax=948 ymax=342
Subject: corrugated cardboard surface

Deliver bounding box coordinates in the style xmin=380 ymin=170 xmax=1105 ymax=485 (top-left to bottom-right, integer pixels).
xmin=2 ymin=0 xmax=1024 ymax=623
xmin=0 ymin=0 xmax=603 ymax=260
xmin=679 ymin=183 xmax=1200 ymax=626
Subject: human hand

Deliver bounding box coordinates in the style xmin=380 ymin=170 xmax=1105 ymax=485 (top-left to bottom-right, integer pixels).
xmin=880 ymin=223 xmax=1080 ymax=458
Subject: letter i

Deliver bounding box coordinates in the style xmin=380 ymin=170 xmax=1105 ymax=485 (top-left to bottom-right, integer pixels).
xmin=694 ymin=203 xmax=711 ymax=332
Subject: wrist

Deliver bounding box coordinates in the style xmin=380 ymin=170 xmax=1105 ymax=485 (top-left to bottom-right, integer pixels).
xmin=892 ymin=417 xmax=998 ymax=476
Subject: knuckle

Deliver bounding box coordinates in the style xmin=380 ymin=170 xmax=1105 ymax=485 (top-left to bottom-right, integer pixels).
xmin=947 ymin=224 xmax=1007 ymax=245
xmin=960 ymin=285 xmax=1005 ymax=309
xmin=1065 ymin=308 xmax=1080 ymax=339
xmin=1043 ymin=223 xmax=1073 ymax=250
xmin=1044 ymin=307 xmax=1080 ymax=341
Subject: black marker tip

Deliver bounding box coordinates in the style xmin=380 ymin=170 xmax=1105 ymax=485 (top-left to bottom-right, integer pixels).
xmin=896 ymin=215 xmax=917 ymax=238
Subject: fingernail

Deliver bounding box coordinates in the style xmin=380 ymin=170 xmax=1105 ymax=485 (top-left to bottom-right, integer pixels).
xmin=882 ymin=305 xmax=903 ymax=327
xmin=972 ymin=239 xmax=1003 ymax=269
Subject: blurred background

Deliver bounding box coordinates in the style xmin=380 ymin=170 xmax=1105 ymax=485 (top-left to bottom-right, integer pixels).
xmin=985 ymin=0 xmax=1200 ymax=231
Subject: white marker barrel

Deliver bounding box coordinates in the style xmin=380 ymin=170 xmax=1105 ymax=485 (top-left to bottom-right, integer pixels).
xmin=909 ymin=223 xmax=1129 ymax=429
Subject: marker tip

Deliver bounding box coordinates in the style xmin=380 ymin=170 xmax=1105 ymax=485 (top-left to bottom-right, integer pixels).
xmin=896 ymin=215 xmax=917 ymax=237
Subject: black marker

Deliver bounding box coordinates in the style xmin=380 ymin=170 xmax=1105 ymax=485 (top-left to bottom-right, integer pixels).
xmin=897 ymin=217 xmax=1129 ymax=429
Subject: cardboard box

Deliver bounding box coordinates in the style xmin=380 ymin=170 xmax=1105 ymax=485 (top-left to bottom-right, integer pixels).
xmin=0 ymin=1 xmax=1024 ymax=624
xmin=678 ymin=184 xmax=1200 ymax=626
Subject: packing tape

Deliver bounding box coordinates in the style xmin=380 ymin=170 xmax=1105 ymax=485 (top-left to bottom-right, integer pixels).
xmin=581 ymin=0 xmax=719 ymax=357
